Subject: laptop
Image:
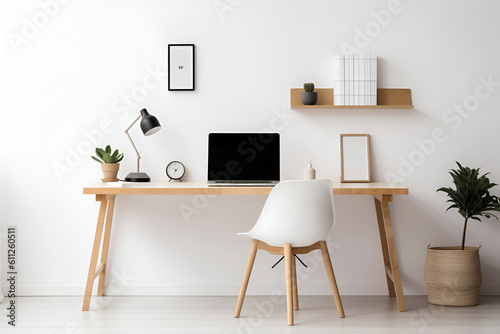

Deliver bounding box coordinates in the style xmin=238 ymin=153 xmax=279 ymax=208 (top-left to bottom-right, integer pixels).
xmin=207 ymin=133 xmax=280 ymax=186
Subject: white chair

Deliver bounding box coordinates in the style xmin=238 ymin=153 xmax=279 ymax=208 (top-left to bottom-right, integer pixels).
xmin=234 ymin=179 xmax=344 ymax=326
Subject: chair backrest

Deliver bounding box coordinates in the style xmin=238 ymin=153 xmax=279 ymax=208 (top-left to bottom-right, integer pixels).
xmin=247 ymin=179 xmax=335 ymax=247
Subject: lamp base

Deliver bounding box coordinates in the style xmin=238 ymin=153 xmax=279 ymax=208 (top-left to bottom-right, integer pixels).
xmin=124 ymin=172 xmax=151 ymax=182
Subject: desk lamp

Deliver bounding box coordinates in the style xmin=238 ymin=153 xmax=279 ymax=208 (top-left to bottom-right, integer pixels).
xmin=124 ymin=108 xmax=161 ymax=182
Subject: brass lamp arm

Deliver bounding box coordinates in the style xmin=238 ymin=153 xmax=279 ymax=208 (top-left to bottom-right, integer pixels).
xmin=124 ymin=114 xmax=142 ymax=173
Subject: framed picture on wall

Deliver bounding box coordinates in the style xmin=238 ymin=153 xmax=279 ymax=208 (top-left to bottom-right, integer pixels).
xmin=168 ymin=44 xmax=195 ymax=91
xmin=340 ymin=134 xmax=371 ymax=183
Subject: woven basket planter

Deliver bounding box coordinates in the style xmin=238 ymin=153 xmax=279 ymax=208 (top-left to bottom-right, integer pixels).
xmin=424 ymin=246 xmax=481 ymax=306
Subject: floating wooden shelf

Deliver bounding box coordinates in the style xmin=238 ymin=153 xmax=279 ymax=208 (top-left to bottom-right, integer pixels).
xmin=290 ymin=88 xmax=413 ymax=109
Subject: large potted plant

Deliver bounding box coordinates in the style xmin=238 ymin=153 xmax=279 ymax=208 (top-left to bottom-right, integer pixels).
xmin=424 ymin=162 xmax=500 ymax=306
xmin=92 ymin=145 xmax=124 ymax=182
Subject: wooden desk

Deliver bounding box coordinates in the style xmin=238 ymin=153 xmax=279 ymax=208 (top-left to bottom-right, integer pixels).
xmin=82 ymin=181 xmax=408 ymax=312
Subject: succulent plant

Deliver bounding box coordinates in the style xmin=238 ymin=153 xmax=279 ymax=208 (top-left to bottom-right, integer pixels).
xmin=303 ymin=83 xmax=315 ymax=93
xmin=92 ymin=145 xmax=124 ymax=164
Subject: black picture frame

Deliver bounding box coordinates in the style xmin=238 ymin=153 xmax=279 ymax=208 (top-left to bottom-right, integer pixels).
xmin=168 ymin=44 xmax=195 ymax=91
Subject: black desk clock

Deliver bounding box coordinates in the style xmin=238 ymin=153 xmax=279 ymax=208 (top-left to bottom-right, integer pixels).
xmin=166 ymin=161 xmax=185 ymax=181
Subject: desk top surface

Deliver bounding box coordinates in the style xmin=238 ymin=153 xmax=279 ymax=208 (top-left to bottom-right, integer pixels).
xmin=83 ymin=181 xmax=408 ymax=196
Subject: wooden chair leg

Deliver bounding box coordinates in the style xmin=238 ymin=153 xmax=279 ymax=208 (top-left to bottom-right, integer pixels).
xmin=284 ymin=243 xmax=294 ymax=326
xmin=320 ymin=241 xmax=345 ymax=318
xmin=234 ymin=239 xmax=259 ymax=318
xmin=291 ymin=255 xmax=299 ymax=311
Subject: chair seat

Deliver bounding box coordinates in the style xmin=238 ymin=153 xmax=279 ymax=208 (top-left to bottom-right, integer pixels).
xmin=237 ymin=232 xmax=328 ymax=248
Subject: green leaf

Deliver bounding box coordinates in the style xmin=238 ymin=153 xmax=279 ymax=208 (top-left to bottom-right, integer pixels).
xmin=437 ymin=161 xmax=500 ymax=245
xmin=92 ymin=145 xmax=123 ymax=163
xmin=92 ymin=156 xmax=104 ymax=163
xmin=96 ymin=148 xmax=105 ymax=160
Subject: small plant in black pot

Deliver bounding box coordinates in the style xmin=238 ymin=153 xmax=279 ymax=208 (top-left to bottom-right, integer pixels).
xmin=301 ymin=82 xmax=318 ymax=105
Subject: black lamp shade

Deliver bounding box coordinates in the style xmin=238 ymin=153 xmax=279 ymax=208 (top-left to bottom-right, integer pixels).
xmin=140 ymin=108 xmax=162 ymax=136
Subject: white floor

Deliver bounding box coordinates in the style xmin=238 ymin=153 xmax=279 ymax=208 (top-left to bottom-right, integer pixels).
xmin=1 ymin=295 xmax=499 ymax=333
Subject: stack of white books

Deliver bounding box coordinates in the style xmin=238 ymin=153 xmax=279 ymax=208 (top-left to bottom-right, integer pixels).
xmin=333 ymin=54 xmax=377 ymax=106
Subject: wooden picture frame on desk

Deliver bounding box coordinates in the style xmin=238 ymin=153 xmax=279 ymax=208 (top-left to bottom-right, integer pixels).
xmin=340 ymin=134 xmax=371 ymax=183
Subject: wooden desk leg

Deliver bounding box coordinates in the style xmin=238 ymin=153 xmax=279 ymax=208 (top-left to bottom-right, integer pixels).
xmin=97 ymin=196 xmax=116 ymax=296
xmin=373 ymin=195 xmax=406 ymax=312
xmin=82 ymin=195 xmax=115 ymax=311
xmin=374 ymin=196 xmax=397 ymax=298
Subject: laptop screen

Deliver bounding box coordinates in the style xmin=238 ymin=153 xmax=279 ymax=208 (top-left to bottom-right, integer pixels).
xmin=207 ymin=133 xmax=280 ymax=183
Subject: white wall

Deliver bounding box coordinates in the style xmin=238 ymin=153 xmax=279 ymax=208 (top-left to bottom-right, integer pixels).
xmin=1 ymin=0 xmax=500 ymax=297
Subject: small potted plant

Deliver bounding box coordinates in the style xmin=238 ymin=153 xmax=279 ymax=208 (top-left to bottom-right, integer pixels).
xmin=301 ymin=82 xmax=318 ymax=105
xmin=92 ymin=145 xmax=124 ymax=182
xmin=424 ymin=162 xmax=500 ymax=306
